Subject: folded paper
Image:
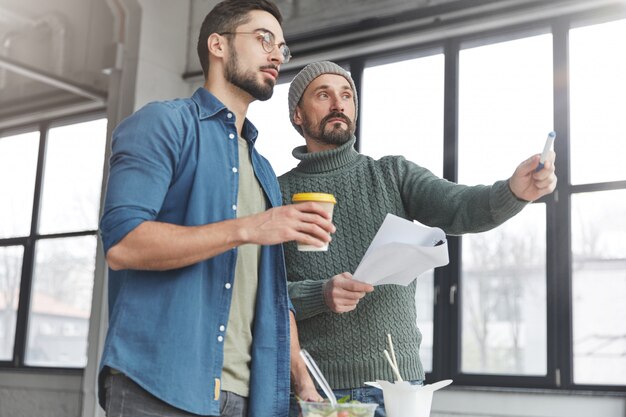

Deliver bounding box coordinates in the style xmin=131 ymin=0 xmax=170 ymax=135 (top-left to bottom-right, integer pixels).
xmin=353 ymin=214 xmax=449 ymax=286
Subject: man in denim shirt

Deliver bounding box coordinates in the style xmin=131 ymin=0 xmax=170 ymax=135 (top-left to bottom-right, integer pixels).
xmin=98 ymin=1 xmax=330 ymax=416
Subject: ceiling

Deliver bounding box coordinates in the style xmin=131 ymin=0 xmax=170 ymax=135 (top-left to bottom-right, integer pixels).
xmin=0 ymin=0 xmax=113 ymax=130
xmin=0 ymin=0 xmax=623 ymax=131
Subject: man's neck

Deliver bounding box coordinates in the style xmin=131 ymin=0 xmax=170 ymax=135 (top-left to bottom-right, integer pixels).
xmin=204 ymin=79 xmax=252 ymax=138
xmin=305 ymin=139 xmax=340 ymax=154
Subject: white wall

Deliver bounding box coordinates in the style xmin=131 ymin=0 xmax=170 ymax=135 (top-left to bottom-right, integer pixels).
xmin=0 ymin=372 xmax=82 ymax=417
xmin=133 ymin=0 xmax=192 ymax=108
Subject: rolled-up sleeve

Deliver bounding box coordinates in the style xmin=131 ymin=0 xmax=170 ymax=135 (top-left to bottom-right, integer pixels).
xmin=100 ymin=102 xmax=182 ymax=253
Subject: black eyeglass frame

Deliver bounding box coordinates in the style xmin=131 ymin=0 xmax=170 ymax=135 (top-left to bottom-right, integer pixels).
xmin=219 ymin=31 xmax=292 ymax=63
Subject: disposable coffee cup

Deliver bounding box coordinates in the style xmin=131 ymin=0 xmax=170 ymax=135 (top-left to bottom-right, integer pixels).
xmin=292 ymin=192 xmax=337 ymax=251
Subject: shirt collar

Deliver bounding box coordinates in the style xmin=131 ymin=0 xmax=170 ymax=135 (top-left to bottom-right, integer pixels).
xmin=291 ymin=136 xmax=359 ymax=173
xmin=191 ymin=88 xmax=259 ymax=143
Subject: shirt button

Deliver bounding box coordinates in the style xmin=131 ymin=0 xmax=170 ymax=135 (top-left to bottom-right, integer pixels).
xmin=225 ymin=283 xmax=232 ymax=289
xmin=232 ymin=167 xmax=238 ymax=173
xmin=219 ymin=325 xmax=225 ymax=332
xmin=232 ymin=204 xmax=237 ymax=211
xmin=229 ymin=133 xmax=235 ymax=139
xmin=227 ymin=113 xmax=233 ymax=119
xmin=217 ymin=336 xmax=224 ymax=342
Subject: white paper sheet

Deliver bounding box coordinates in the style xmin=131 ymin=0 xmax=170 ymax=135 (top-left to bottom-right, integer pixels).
xmin=352 ymin=214 xmax=449 ymax=286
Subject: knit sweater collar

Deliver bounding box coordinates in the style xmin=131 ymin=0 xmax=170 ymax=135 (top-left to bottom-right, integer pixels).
xmin=291 ymin=137 xmax=360 ymax=174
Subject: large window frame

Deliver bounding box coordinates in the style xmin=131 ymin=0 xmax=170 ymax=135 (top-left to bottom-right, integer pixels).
xmin=278 ymin=4 xmax=625 ymax=393
xmin=0 ymin=110 xmax=105 ymax=372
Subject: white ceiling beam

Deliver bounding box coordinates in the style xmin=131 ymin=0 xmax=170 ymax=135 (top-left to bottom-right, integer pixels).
xmin=0 ymin=56 xmax=107 ymax=103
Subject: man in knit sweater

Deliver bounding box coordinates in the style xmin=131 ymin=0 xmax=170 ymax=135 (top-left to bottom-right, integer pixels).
xmin=279 ymin=61 xmax=557 ymax=417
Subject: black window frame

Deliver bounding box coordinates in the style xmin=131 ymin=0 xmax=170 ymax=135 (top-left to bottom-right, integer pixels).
xmin=0 ymin=110 xmax=106 ymax=372
xmin=281 ymin=3 xmax=626 ymax=394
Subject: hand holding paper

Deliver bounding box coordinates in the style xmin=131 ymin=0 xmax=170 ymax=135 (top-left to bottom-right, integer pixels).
xmin=352 ymin=214 xmax=449 ymax=286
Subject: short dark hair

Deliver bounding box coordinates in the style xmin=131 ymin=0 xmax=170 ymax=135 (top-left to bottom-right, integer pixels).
xmin=197 ymin=0 xmax=283 ymax=79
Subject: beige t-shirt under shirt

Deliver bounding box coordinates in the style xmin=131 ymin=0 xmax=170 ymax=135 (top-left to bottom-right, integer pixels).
xmin=220 ymin=136 xmax=266 ymax=397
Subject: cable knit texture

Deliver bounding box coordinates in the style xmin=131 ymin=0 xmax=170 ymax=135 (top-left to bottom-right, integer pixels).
xmin=278 ymin=137 xmax=528 ymax=389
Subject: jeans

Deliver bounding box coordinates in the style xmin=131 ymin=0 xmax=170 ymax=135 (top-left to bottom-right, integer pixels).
xmin=289 ymin=381 xmax=423 ymax=417
xmin=105 ymin=373 xmax=247 ymax=417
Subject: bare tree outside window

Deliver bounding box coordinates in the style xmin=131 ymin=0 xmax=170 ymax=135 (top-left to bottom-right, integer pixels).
xmin=26 ymin=236 xmax=96 ymax=367
xmin=572 ymin=191 xmax=626 ymax=385
xmin=462 ymin=205 xmax=547 ymax=375
xmin=0 ymin=246 xmax=24 ymax=360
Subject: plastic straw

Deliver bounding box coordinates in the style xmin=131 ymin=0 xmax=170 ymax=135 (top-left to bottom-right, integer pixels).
xmin=300 ymin=349 xmax=337 ymax=406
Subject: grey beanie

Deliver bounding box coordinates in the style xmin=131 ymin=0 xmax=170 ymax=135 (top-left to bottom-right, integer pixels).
xmin=288 ymin=61 xmax=358 ymax=136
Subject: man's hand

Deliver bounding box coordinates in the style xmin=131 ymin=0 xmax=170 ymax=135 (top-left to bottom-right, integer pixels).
xmin=294 ymin=379 xmax=323 ymax=403
xmin=289 ymin=311 xmax=324 ymax=414
xmin=509 ymin=151 xmax=557 ymax=202
xmin=323 ymin=272 xmax=374 ymax=314
xmin=240 ymin=202 xmax=336 ymax=248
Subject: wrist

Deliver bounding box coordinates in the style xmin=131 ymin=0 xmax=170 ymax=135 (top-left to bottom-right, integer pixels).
xmin=229 ymin=216 xmax=251 ymax=246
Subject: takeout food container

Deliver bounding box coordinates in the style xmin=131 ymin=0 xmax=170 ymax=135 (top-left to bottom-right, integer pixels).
xmin=365 ymin=379 xmax=453 ymax=417
xmin=298 ymin=401 xmax=378 ymax=417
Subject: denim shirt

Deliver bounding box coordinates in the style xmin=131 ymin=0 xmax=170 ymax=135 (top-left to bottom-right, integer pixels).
xmin=98 ymin=88 xmax=291 ymax=416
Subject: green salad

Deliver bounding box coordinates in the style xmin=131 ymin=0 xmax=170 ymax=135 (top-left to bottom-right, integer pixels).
xmin=298 ymin=396 xmax=378 ymax=417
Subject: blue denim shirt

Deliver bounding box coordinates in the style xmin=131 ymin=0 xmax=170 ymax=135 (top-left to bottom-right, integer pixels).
xmin=98 ymin=88 xmax=291 ymax=416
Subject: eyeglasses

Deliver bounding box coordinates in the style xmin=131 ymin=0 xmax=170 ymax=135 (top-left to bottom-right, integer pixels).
xmin=219 ymin=31 xmax=291 ymax=64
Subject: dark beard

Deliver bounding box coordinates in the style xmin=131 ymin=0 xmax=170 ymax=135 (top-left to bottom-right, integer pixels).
xmin=224 ymin=48 xmax=275 ymax=101
xmin=302 ymin=111 xmax=354 ymax=146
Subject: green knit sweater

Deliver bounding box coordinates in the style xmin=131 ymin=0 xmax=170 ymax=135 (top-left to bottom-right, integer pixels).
xmin=278 ymin=137 xmax=527 ymax=389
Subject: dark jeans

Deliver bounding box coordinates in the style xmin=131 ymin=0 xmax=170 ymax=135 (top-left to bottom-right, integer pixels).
xmin=104 ymin=373 xmax=247 ymax=417
xmin=289 ymin=381 xmax=423 ymax=417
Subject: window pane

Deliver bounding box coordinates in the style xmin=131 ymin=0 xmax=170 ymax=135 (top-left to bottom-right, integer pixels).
xmin=461 ymin=204 xmax=547 ymax=375
xmin=0 ymin=245 xmax=24 ymax=360
xmin=458 ymin=34 xmax=551 ymax=375
xmin=361 ymin=54 xmax=445 ymax=177
xmin=416 ymin=270 xmax=434 ymax=373
xmin=0 ymin=132 xmax=39 ymax=238
xmin=459 ymin=34 xmax=553 ymax=184
xmin=38 ymin=119 xmax=107 ymax=234
xmin=572 ymin=190 xmax=626 ymax=385
xmin=570 ymin=19 xmax=626 ymax=185
xmin=248 ymin=82 xmax=300 ymax=176
xmin=25 ymin=236 xmax=96 ymax=367
xmin=361 ymin=55 xmax=443 ymax=373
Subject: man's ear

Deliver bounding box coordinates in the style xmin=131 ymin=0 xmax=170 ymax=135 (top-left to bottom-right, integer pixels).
xmin=207 ymin=33 xmax=226 ymax=59
xmin=293 ymin=106 xmax=304 ymax=126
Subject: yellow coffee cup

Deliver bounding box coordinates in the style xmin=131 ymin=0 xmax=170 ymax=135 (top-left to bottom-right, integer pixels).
xmin=292 ymin=192 xmax=337 ymax=251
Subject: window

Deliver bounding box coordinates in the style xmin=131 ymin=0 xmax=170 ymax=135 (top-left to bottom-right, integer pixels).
xmin=569 ymin=18 xmax=626 ymax=386
xmin=0 ymin=116 xmax=106 ymax=369
xmin=304 ymin=8 xmax=626 ymax=392
xmin=361 ymin=54 xmax=445 ymax=178
xmin=570 ymin=19 xmax=626 ymax=185
xmin=458 ymin=34 xmax=553 ymax=376
xmin=571 ymin=191 xmax=626 ymax=385
xmin=460 ymin=205 xmax=547 ymax=375
xmin=248 ymin=82 xmax=301 ymax=176
xmin=362 ymin=54 xmax=445 ymax=372
xmin=0 ymin=132 xmax=39 ymax=239
xmin=0 ymin=246 xmax=24 ymax=361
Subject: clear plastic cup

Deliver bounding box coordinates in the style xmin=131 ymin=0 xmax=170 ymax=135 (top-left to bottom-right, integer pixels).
xmin=298 ymin=401 xmax=378 ymax=417
xmin=292 ymin=192 xmax=337 ymax=251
